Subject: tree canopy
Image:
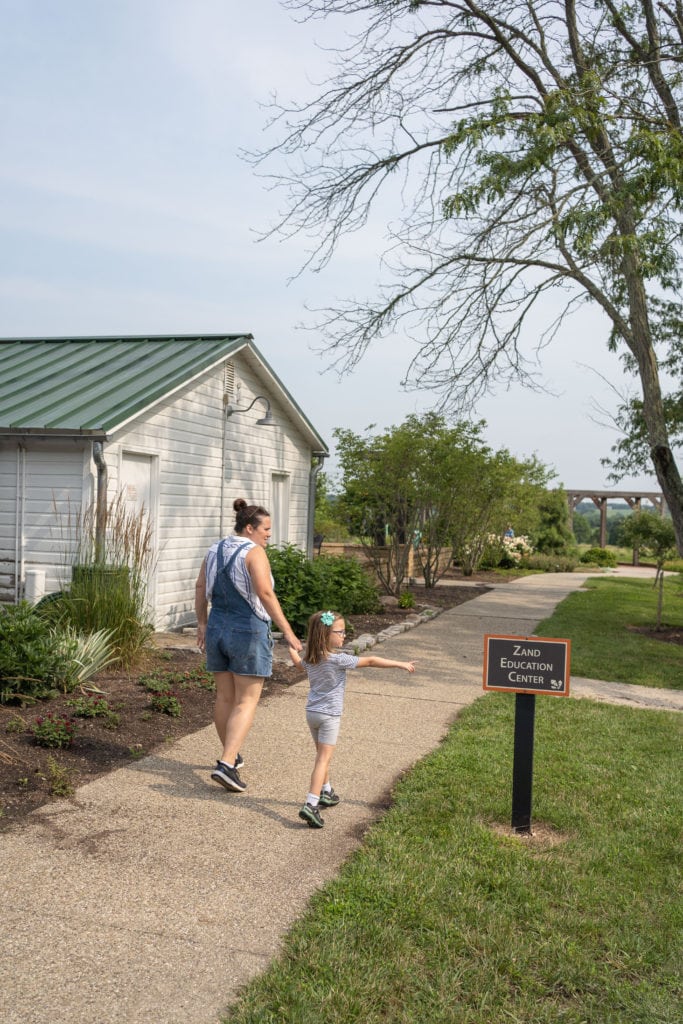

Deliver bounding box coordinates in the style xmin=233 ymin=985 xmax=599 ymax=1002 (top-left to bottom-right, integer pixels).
xmin=260 ymin=0 xmax=683 ymax=551
xmin=334 ymin=412 xmax=551 ymax=591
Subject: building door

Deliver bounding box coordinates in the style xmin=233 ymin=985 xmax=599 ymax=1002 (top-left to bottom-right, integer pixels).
xmin=270 ymin=473 xmax=290 ymax=548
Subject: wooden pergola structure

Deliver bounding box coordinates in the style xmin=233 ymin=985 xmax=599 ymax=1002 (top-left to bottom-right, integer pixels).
xmin=566 ymin=490 xmax=666 ymax=550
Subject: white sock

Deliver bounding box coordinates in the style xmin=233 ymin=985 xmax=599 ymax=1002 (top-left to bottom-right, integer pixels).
xmin=306 ymin=792 xmax=319 ymax=807
xmin=322 ymin=782 xmax=332 ymax=794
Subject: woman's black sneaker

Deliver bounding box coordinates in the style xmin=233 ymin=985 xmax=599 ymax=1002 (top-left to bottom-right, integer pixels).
xmin=211 ymin=760 xmax=246 ymax=792
xmin=235 ymin=752 xmax=244 ymax=769
xmin=319 ymin=788 xmax=340 ymax=807
xmin=298 ymin=802 xmax=324 ymax=828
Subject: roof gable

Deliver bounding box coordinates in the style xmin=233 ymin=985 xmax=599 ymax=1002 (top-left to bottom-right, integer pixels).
xmin=0 ymin=335 xmax=327 ymax=451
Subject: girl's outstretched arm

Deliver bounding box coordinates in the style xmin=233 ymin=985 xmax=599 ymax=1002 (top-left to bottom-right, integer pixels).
xmin=357 ymin=656 xmax=415 ymax=672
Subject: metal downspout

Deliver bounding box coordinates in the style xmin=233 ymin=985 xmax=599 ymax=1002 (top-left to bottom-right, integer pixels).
xmin=92 ymin=442 xmax=108 ymax=564
xmin=307 ymin=452 xmax=327 ymax=559
xmin=15 ymin=444 xmax=25 ymax=602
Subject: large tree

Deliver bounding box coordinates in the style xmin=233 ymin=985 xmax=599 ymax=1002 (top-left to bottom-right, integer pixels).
xmin=335 ymin=413 xmax=549 ymax=591
xmin=259 ymin=0 xmax=683 ymax=552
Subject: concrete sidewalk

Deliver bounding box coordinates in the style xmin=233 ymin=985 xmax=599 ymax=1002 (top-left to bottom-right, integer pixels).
xmin=1 ymin=570 xmax=680 ymax=1024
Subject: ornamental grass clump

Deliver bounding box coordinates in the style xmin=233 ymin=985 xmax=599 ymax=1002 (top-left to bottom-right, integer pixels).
xmin=45 ymin=490 xmax=156 ymax=666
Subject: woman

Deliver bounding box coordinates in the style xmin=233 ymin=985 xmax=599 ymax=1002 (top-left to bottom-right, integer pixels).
xmin=195 ymin=498 xmax=301 ymax=792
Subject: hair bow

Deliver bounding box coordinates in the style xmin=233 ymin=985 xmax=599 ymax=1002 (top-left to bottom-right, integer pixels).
xmin=320 ymin=611 xmax=335 ymax=626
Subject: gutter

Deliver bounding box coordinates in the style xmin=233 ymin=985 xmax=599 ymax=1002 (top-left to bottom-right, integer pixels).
xmin=307 ymin=452 xmax=327 ymax=559
xmin=92 ymin=441 xmax=108 ymax=563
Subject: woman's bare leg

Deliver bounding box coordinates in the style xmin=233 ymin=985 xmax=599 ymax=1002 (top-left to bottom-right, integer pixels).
xmin=221 ymin=674 xmax=264 ymax=766
xmin=213 ymin=671 xmax=236 ymax=748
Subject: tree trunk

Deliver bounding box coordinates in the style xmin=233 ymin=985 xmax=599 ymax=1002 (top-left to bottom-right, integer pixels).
xmin=623 ymin=255 xmax=683 ymax=554
xmin=656 ymin=571 xmax=664 ymax=630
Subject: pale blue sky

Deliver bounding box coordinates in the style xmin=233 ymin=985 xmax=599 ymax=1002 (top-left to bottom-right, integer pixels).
xmin=0 ymin=0 xmax=671 ymax=492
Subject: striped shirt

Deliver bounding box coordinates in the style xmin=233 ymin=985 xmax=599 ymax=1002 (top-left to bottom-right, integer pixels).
xmin=204 ymin=536 xmax=271 ymax=621
xmin=303 ymin=652 xmax=360 ymax=716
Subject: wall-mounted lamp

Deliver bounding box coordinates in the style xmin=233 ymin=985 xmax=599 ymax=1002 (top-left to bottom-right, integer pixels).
xmin=225 ymin=395 xmax=275 ymax=426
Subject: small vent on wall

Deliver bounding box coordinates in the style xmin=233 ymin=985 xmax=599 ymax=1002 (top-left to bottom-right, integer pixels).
xmin=223 ymin=361 xmax=235 ymax=399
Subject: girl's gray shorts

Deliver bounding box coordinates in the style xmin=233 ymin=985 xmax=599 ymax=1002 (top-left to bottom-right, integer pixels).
xmin=306 ymin=710 xmax=341 ymax=745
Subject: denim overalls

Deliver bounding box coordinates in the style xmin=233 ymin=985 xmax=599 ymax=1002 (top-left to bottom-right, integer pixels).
xmin=205 ymin=540 xmax=273 ymax=676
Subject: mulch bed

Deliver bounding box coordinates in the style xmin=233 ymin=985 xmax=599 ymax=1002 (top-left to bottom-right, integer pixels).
xmin=0 ymin=575 xmax=496 ymax=831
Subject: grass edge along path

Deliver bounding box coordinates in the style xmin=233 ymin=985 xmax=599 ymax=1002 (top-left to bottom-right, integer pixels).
xmin=534 ymin=576 xmax=683 ymax=689
xmin=224 ymin=697 xmax=682 ymax=1024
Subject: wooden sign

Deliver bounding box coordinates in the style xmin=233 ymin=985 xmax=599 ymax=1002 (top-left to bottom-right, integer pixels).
xmin=483 ymin=634 xmax=571 ymax=696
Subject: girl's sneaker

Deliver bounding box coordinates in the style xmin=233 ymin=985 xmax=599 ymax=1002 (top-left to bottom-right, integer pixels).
xmin=319 ymin=787 xmax=340 ymax=807
xmin=299 ymin=802 xmax=324 ymax=828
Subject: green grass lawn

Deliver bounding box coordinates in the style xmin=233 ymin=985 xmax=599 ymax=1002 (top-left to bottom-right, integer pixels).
xmin=224 ymin=697 xmax=682 ymax=1023
xmin=535 ymin=576 xmax=683 ymax=689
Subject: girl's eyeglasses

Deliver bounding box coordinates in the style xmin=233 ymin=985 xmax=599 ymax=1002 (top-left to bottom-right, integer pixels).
xmin=331 ymin=629 xmax=346 ymax=635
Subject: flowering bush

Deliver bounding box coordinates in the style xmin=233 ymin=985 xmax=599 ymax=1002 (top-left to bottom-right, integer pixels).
xmin=480 ymin=533 xmax=534 ymax=569
xmin=32 ymin=713 xmax=77 ymax=749
xmin=500 ymin=534 xmax=533 ymax=564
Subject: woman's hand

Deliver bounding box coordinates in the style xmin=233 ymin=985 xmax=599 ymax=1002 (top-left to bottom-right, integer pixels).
xmin=283 ymin=629 xmax=302 ymax=652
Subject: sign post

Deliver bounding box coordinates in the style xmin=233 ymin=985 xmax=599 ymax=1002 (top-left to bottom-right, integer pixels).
xmin=483 ymin=634 xmax=571 ymax=833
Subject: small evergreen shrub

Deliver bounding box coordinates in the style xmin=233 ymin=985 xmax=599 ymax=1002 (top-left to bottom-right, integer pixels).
xmin=580 ymin=547 xmax=618 ymax=567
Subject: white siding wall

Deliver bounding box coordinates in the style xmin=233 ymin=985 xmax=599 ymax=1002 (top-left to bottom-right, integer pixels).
xmin=108 ymin=356 xmax=315 ymax=630
xmin=0 ymin=446 xmax=19 ymax=602
xmin=0 ymin=442 xmax=90 ymax=603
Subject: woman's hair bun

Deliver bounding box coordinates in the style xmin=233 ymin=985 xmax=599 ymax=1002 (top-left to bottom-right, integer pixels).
xmin=233 ymin=498 xmax=248 ymax=512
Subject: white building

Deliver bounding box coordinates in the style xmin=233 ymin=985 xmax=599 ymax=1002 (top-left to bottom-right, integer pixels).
xmin=0 ymin=335 xmax=328 ymax=630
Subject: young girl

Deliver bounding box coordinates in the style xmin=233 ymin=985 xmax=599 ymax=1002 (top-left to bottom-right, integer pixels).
xmin=289 ymin=609 xmax=416 ymax=828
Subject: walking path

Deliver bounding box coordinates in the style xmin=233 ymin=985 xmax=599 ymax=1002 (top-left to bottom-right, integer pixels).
xmin=1 ymin=568 xmax=680 ymax=1024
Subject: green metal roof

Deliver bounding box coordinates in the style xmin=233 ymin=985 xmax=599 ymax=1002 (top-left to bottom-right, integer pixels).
xmin=0 ymin=335 xmax=254 ymax=436
xmin=0 ymin=336 xmax=327 ymax=455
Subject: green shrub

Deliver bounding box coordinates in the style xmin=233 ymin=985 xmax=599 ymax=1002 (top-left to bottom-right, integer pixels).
xmin=580 ymin=546 xmax=618 ymax=567
xmin=398 ymin=591 xmax=415 ymax=608
xmin=312 ymin=553 xmax=381 ymax=615
xmin=66 ymin=695 xmax=121 ymax=728
xmin=521 ymin=553 xmax=578 ymax=572
xmin=149 ymin=691 xmax=182 ymax=717
xmin=0 ymin=603 xmax=115 ymax=703
xmin=267 ymin=545 xmax=381 ymax=635
xmin=0 ymin=603 xmax=68 ymax=701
